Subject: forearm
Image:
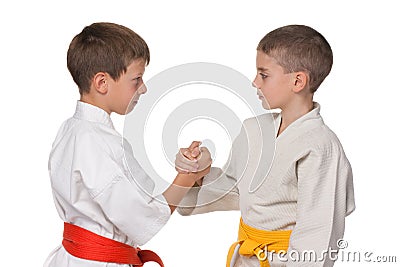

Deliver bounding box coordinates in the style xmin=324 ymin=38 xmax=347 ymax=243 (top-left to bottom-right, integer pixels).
xmin=163 ymin=173 xmax=196 ymax=213
xmin=177 ymin=167 xmax=239 ymax=215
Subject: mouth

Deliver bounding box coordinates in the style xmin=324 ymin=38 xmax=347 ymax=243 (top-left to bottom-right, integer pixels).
xmin=257 ymin=90 xmax=264 ymax=99
xmin=129 ymin=100 xmax=139 ymax=109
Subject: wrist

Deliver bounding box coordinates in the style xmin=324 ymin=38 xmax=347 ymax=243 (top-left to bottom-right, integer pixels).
xmin=174 ymin=173 xmax=197 ymax=187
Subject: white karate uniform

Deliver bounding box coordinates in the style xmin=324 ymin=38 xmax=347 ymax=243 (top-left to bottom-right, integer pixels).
xmin=44 ymin=101 xmax=171 ymax=267
xmin=178 ymin=102 xmax=355 ymax=267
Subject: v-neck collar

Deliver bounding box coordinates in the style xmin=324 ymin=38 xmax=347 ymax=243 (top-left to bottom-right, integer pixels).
xmin=274 ymin=102 xmax=322 ymax=141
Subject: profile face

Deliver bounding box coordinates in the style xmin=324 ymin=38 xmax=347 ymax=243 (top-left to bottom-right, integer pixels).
xmin=108 ymin=59 xmax=147 ymax=115
xmin=253 ymin=51 xmax=292 ymax=110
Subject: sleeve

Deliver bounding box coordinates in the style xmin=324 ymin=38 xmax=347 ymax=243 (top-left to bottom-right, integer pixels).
xmin=177 ymin=166 xmax=240 ymax=215
xmin=76 ymin=132 xmax=171 ymax=245
xmin=286 ymin=142 xmax=355 ymax=267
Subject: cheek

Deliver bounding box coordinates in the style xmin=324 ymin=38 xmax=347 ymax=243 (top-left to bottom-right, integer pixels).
xmin=260 ymin=80 xmax=280 ymax=102
xmin=259 ymin=80 xmax=272 ymax=96
xmin=120 ymin=87 xmax=136 ymax=107
xmin=127 ymin=84 xmax=139 ymax=97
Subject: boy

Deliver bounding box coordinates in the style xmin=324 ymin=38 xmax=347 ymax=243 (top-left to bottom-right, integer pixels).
xmin=44 ymin=22 xmax=210 ymax=267
xmin=176 ymin=25 xmax=355 ymax=266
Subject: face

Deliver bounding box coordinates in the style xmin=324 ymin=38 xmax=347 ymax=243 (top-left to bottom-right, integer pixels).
xmin=107 ymin=59 xmax=147 ymax=115
xmin=252 ymin=51 xmax=294 ymax=110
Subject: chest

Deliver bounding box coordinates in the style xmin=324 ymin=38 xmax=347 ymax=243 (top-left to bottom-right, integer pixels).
xmin=236 ymin=135 xmax=307 ymax=206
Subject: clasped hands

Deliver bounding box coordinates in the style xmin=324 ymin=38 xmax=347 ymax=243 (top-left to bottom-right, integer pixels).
xmin=175 ymin=141 xmax=212 ymax=185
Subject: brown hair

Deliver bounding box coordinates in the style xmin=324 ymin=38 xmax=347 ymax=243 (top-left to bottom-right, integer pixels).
xmin=257 ymin=25 xmax=333 ymax=93
xmin=67 ymin=22 xmax=150 ymax=94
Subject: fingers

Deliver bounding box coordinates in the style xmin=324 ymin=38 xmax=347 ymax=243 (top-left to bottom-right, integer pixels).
xmin=176 ymin=149 xmax=199 ymax=172
xmin=182 ymin=149 xmax=192 ymax=160
xmin=195 ymin=147 xmax=212 ymax=171
xmin=176 ymin=142 xmax=212 ymax=174
xmin=188 ymin=141 xmax=202 ymax=151
xmin=190 ymin=146 xmax=200 ymax=158
xmin=180 ymin=148 xmax=197 ymax=161
xmin=182 ymin=141 xmax=202 ymax=160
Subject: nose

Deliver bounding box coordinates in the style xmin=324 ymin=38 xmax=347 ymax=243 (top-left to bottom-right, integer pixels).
xmin=138 ymin=83 xmax=147 ymax=95
xmin=252 ymin=80 xmax=259 ymax=90
xmin=252 ymin=76 xmax=260 ymax=89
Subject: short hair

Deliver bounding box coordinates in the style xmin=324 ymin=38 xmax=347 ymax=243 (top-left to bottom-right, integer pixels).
xmin=67 ymin=22 xmax=150 ymax=94
xmin=257 ymin=25 xmax=333 ymax=93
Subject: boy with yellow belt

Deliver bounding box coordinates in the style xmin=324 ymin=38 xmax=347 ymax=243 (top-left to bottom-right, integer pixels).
xmin=176 ymin=25 xmax=355 ymax=266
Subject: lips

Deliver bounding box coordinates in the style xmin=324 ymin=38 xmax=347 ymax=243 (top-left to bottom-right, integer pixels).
xmin=257 ymin=90 xmax=264 ymax=99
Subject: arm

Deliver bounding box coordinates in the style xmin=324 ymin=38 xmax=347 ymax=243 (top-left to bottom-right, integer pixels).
xmin=178 ymin=166 xmax=240 ymax=215
xmin=78 ymin=134 xmax=208 ymax=245
xmin=287 ymin=143 xmax=355 ymax=267
xmin=163 ymin=166 xmax=210 ymax=213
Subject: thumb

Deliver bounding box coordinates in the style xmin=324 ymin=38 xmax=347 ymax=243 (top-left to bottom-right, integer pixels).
xmin=188 ymin=141 xmax=202 ymax=150
xmin=191 ymin=147 xmax=201 ymax=158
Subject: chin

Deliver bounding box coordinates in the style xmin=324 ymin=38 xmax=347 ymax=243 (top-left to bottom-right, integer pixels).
xmin=124 ymin=103 xmax=137 ymax=114
xmin=261 ymin=100 xmax=273 ymax=110
xmin=124 ymin=107 xmax=134 ymax=114
xmin=262 ymin=103 xmax=270 ymax=110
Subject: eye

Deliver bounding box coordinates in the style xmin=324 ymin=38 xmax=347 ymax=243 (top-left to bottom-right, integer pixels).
xmin=260 ymin=73 xmax=268 ymax=79
xmin=133 ymin=77 xmax=142 ymax=85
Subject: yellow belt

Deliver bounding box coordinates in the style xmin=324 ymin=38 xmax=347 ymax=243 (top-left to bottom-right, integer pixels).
xmin=226 ymin=218 xmax=292 ymax=267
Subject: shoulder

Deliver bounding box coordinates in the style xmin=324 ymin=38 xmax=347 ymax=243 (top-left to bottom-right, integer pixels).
xmin=66 ymin=119 xmax=123 ymax=159
xmin=243 ymin=112 xmax=278 ymax=126
xmin=298 ymin=124 xmax=349 ymax=166
xmin=311 ymin=125 xmax=344 ymax=151
xmin=243 ymin=112 xmax=278 ymax=132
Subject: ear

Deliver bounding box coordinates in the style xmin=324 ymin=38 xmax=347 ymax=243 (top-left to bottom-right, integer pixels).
xmin=93 ymin=72 xmax=108 ymax=94
xmin=292 ymin=72 xmax=308 ymax=93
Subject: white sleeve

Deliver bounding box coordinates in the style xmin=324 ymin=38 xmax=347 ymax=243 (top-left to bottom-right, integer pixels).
xmin=177 ymin=166 xmax=240 ymax=215
xmin=76 ymin=133 xmax=171 ymax=246
xmin=287 ymin=142 xmax=355 ymax=267
xmin=93 ymin=173 xmax=171 ymax=246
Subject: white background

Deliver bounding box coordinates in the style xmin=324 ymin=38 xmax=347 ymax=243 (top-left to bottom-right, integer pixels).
xmin=1 ymin=0 xmax=399 ymax=266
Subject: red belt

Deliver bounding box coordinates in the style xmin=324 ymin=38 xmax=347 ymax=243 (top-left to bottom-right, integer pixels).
xmin=62 ymin=222 xmax=164 ymax=266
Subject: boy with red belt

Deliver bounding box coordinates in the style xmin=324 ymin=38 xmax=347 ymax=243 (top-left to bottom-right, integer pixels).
xmin=44 ymin=22 xmax=210 ymax=267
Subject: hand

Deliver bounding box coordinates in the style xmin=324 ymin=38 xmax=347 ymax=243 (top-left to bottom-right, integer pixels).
xmin=182 ymin=141 xmax=202 ymax=161
xmin=185 ymin=165 xmax=211 ymax=184
xmin=175 ymin=141 xmax=212 ymax=174
xmin=164 ymin=164 xmax=212 ymax=213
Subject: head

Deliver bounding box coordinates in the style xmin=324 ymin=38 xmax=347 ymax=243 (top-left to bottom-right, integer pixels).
xmin=67 ymin=22 xmax=150 ymax=114
xmin=253 ymin=25 xmax=333 ymax=109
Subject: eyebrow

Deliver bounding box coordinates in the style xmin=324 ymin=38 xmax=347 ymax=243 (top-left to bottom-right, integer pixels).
xmin=257 ymin=67 xmax=269 ymax=72
xmin=132 ymin=72 xmax=143 ymax=77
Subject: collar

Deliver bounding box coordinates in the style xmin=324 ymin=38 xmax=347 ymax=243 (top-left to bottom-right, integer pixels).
xmin=73 ymin=101 xmax=115 ymax=129
xmin=274 ymin=102 xmax=323 ymax=137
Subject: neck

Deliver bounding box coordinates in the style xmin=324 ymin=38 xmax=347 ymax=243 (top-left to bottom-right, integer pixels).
xmin=277 ymin=100 xmax=314 ymax=137
xmin=80 ymin=94 xmax=111 ymax=115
